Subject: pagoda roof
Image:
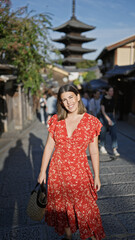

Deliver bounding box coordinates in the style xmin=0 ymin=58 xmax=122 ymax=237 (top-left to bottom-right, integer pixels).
xmin=53 ymin=16 xmax=95 ymax=33
xmin=61 ymin=58 xmax=86 ymax=64
xmin=60 ymin=46 xmax=96 ymax=54
xmin=53 ymin=34 xmax=96 ymax=43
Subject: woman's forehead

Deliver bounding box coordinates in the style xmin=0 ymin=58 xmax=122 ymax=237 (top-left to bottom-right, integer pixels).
xmin=61 ymin=91 xmax=76 ymax=98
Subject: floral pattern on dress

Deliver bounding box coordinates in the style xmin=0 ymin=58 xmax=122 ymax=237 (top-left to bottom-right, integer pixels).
xmin=45 ymin=113 xmax=105 ymax=240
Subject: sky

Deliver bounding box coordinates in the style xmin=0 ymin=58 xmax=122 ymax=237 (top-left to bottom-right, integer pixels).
xmin=11 ymin=0 xmax=135 ymax=61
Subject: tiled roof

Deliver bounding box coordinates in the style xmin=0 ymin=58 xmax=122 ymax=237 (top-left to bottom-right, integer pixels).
xmin=61 ymin=58 xmax=84 ymax=63
xmin=53 ymin=16 xmax=95 ymax=33
xmin=53 ymin=35 xmax=96 ymax=43
xmin=104 ymin=64 xmax=135 ymax=79
xmin=60 ymin=46 xmax=96 ymax=53
xmin=96 ymin=35 xmax=135 ymax=60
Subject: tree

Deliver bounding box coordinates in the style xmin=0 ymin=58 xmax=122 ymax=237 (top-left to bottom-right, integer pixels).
xmin=0 ymin=0 xmax=53 ymax=95
xmin=76 ymin=60 xmax=97 ymax=69
xmin=82 ymin=71 xmax=96 ymax=82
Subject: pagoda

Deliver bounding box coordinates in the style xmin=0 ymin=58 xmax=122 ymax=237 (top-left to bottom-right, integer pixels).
xmin=53 ymin=0 xmax=96 ymax=67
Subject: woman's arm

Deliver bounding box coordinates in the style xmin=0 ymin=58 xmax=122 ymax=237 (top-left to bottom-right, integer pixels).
xmin=101 ymin=105 xmax=113 ymax=126
xmin=38 ymin=133 xmax=55 ymax=184
xmin=88 ymin=136 xmax=101 ymax=191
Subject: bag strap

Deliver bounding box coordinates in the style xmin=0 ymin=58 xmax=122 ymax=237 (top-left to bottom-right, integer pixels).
xmin=31 ymin=182 xmax=39 ymax=194
xmin=31 ymin=181 xmax=46 ymax=195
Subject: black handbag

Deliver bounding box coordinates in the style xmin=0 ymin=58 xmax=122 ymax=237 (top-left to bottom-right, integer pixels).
xmin=26 ymin=181 xmax=47 ymax=221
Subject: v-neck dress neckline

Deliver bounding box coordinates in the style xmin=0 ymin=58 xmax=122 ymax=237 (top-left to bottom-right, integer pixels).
xmin=64 ymin=112 xmax=86 ymax=139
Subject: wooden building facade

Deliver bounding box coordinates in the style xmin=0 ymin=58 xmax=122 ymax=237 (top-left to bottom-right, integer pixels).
xmin=0 ymin=64 xmax=34 ymax=136
xmin=96 ymin=35 xmax=135 ymax=125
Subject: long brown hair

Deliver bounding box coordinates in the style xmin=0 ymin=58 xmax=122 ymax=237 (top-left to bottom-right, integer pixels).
xmin=57 ymin=84 xmax=86 ymax=121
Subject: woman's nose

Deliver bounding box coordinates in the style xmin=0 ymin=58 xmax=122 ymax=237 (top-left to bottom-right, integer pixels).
xmin=67 ymin=99 xmax=72 ymax=105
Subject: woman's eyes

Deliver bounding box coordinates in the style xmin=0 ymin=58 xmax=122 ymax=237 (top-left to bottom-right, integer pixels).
xmin=62 ymin=96 xmax=73 ymax=102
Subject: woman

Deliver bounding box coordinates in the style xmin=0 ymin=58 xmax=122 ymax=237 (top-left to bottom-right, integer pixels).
xmin=99 ymin=86 xmax=120 ymax=156
xmin=38 ymin=84 xmax=105 ymax=240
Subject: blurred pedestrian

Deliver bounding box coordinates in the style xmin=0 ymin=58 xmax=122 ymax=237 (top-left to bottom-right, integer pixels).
xmin=38 ymin=84 xmax=105 ymax=240
xmin=99 ymin=86 xmax=120 ymax=156
xmin=39 ymin=93 xmax=47 ymax=124
xmin=82 ymin=92 xmax=89 ymax=112
xmin=89 ymin=90 xmax=101 ymax=118
xmin=46 ymin=90 xmax=57 ymax=124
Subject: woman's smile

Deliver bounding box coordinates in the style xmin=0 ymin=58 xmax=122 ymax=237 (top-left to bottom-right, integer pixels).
xmin=61 ymin=91 xmax=80 ymax=113
xmin=68 ymin=104 xmax=74 ymax=109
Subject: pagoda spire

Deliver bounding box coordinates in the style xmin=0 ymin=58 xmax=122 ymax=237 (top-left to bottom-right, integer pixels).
xmin=72 ymin=0 xmax=75 ymax=17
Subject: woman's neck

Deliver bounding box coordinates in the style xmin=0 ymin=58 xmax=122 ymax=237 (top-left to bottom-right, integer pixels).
xmin=67 ymin=110 xmax=79 ymax=119
xmin=105 ymin=94 xmax=112 ymax=99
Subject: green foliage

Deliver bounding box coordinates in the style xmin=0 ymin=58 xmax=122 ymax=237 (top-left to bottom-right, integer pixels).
xmin=76 ymin=60 xmax=97 ymax=69
xmin=82 ymin=71 xmax=96 ymax=83
xmin=0 ymin=0 xmax=53 ymax=95
xmin=73 ymin=79 xmax=80 ymax=86
xmin=53 ymin=48 xmax=63 ymax=65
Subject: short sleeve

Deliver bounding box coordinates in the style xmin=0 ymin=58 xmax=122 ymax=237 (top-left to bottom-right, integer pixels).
xmin=88 ymin=115 xmax=103 ymax=143
xmin=101 ymin=96 xmax=106 ymax=106
xmin=94 ymin=117 xmax=103 ymax=137
xmin=48 ymin=114 xmax=57 ymax=139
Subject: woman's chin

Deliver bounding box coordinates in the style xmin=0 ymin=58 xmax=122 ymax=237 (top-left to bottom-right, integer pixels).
xmin=67 ymin=107 xmax=78 ymax=113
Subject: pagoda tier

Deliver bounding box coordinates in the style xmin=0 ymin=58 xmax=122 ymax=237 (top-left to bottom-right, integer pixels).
xmin=61 ymin=57 xmax=84 ymax=66
xmin=53 ymin=16 xmax=95 ymax=34
xmin=53 ymin=34 xmax=96 ymax=44
xmin=60 ymin=46 xmax=96 ymax=55
xmin=60 ymin=57 xmax=92 ymax=64
xmin=53 ymin=0 xmax=96 ymax=66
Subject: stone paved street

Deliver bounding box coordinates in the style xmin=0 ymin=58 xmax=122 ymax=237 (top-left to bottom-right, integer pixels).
xmin=0 ymin=119 xmax=135 ymax=240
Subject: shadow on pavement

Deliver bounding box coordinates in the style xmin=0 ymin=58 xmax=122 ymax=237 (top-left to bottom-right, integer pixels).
xmin=0 ymin=133 xmax=46 ymax=239
xmin=0 ymin=140 xmax=33 ymax=237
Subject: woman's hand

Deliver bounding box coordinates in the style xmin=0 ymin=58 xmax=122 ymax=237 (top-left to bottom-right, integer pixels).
xmin=94 ymin=176 xmax=101 ymax=192
xmin=108 ymin=118 xmax=113 ymax=126
xmin=38 ymin=171 xmax=46 ymax=184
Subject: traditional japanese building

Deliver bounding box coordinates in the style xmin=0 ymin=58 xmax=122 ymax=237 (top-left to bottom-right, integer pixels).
xmin=53 ymin=0 xmax=96 ymax=67
xmin=0 ymin=64 xmax=34 ymax=135
xmin=96 ymin=35 xmax=135 ymax=125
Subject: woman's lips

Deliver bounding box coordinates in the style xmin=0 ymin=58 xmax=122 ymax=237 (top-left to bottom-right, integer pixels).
xmin=68 ymin=104 xmax=74 ymax=109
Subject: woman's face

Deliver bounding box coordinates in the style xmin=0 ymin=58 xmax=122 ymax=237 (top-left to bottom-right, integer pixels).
xmin=60 ymin=91 xmax=80 ymax=113
xmin=107 ymin=87 xmax=114 ymax=97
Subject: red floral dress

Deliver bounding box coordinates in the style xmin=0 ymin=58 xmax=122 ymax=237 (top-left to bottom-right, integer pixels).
xmin=45 ymin=113 xmax=105 ymax=240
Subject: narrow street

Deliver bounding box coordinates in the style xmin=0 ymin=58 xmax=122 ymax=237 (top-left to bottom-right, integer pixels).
xmin=0 ymin=118 xmax=135 ymax=240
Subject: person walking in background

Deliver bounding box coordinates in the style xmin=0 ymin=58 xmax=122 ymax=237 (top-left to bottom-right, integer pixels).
xmin=39 ymin=93 xmax=47 ymax=124
xmin=38 ymin=84 xmax=105 ymax=240
xmin=89 ymin=90 xmax=101 ymax=118
xmin=46 ymin=90 xmax=57 ymax=124
xmin=82 ymin=92 xmax=90 ymax=113
xmin=99 ymin=86 xmax=120 ymax=157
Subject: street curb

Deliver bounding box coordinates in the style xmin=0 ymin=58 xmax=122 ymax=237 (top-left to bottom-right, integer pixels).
xmin=117 ymin=129 xmax=135 ymax=142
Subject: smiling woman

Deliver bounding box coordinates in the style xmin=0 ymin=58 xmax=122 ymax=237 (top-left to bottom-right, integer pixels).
xmin=38 ymin=84 xmax=105 ymax=240
xmin=57 ymin=84 xmax=86 ymax=120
